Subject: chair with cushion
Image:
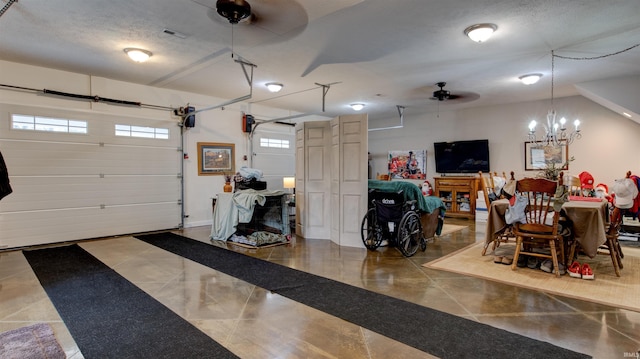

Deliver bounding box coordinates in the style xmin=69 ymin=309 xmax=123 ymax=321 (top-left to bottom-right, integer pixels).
xmin=511 ymin=177 xmax=566 ymax=277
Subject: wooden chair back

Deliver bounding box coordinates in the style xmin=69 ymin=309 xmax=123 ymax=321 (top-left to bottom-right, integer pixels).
xmin=515 ymin=177 xmax=560 ymax=235
xmin=511 ymin=177 xmax=566 ymax=277
xmin=478 ymin=171 xmax=493 ymax=206
xmin=565 ymin=174 xmax=583 ymax=196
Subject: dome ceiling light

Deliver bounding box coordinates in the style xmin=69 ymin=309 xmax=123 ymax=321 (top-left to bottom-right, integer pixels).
xmin=519 ymin=73 xmax=543 ymax=85
xmin=350 ymin=103 xmax=365 ymax=111
xmin=123 ymin=48 xmax=152 ymax=63
xmin=464 ymin=23 xmax=497 ymax=43
xmin=265 ymin=82 xmax=283 ymax=92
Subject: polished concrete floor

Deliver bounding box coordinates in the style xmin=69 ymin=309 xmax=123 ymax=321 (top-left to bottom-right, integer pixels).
xmin=1 ymin=218 xmax=639 ymax=358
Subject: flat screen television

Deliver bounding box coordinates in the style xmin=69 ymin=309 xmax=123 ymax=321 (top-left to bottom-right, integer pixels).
xmin=433 ymin=139 xmax=490 ymax=174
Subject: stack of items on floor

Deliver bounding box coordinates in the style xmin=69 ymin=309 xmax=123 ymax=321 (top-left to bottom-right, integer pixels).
xmin=612 ymin=173 xmax=640 ymax=241
xmin=228 ymin=231 xmax=288 ymax=247
xmin=475 ymin=190 xmax=488 ymax=224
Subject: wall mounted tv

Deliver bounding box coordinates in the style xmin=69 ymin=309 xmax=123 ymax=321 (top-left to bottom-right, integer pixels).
xmin=433 ymin=139 xmax=490 ymax=174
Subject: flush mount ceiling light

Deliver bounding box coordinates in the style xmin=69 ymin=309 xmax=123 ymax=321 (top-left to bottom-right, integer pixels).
xmin=265 ymin=82 xmax=283 ymax=92
xmin=464 ymin=23 xmax=497 ymax=43
xmin=350 ymin=103 xmax=365 ymax=111
xmin=123 ymin=48 xmax=152 ymax=63
xmin=519 ymin=73 xmax=543 ymax=85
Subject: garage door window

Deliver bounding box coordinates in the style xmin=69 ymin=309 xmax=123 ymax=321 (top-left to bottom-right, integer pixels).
xmin=260 ymin=138 xmax=289 ymax=148
xmin=115 ymin=124 xmax=169 ymax=139
xmin=11 ymin=114 xmax=87 ymax=134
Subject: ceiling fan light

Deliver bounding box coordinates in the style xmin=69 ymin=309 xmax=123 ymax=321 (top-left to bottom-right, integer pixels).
xmin=124 ymin=48 xmax=152 ymax=63
xmin=350 ymin=103 xmax=365 ymax=111
xmin=464 ymin=23 xmax=497 ymax=43
xmin=265 ymin=82 xmax=283 ymax=92
xmin=519 ymin=73 xmax=543 ymax=85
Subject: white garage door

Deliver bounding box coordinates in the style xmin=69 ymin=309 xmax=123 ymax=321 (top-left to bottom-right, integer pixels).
xmin=0 ymin=104 xmax=181 ymax=249
xmin=250 ymin=121 xmax=295 ymax=190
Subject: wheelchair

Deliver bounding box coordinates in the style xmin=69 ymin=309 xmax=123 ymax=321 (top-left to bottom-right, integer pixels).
xmin=360 ymin=189 xmax=427 ymax=257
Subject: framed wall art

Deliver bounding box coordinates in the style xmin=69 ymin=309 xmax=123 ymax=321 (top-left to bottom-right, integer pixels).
xmin=524 ymin=141 xmax=568 ymax=171
xmin=197 ymin=142 xmax=235 ymax=176
xmin=387 ymin=149 xmax=426 ymax=179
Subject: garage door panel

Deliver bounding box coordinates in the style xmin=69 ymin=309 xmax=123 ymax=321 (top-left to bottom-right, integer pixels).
xmin=1 ymin=176 xmax=180 ymax=211
xmin=1 ymin=204 xmax=180 ymax=248
xmin=4 ymin=143 xmax=178 ymax=176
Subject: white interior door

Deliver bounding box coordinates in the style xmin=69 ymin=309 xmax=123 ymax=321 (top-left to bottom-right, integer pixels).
xmin=331 ymin=114 xmax=368 ymax=247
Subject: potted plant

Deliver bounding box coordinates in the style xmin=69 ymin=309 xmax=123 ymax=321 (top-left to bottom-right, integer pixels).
xmin=539 ymin=156 xmax=574 ymax=180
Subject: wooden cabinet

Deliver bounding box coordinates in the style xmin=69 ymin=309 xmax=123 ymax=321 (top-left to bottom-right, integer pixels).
xmin=434 ymin=176 xmax=479 ymax=219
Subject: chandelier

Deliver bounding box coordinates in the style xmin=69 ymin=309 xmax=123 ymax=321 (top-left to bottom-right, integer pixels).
xmin=527 ymin=50 xmax=581 ymax=147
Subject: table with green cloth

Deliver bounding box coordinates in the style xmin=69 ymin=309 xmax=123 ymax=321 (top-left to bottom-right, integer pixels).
xmin=367 ymin=179 xmax=447 ymax=236
xmin=485 ymin=198 xmax=609 ymax=258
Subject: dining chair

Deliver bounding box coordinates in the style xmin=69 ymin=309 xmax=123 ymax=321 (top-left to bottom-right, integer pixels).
xmin=511 ymin=177 xmax=566 ymax=277
xmin=478 ymin=171 xmax=494 ymax=206
xmin=602 ymin=206 xmax=624 ymax=276
xmin=565 ymin=174 xmax=583 ymax=197
xmin=568 ymin=205 xmax=624 ymax=277
xmin=480 ymin=171 xmax=516 ymax=256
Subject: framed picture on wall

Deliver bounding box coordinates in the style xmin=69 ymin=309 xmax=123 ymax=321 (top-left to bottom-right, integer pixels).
xmin=197 ymin=142 xmax=235 ymax=176
xmin=524 ymin=141 xmax=568 ymax=171
xmin=388 ymin=149 xmax=426 ymax=179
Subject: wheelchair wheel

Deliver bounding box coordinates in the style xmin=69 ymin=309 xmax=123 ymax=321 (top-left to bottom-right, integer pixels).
xmin=397 ymin=211 xmax=423 ymax=257
xmin=361 ymin=208 xmax=383 ymax=250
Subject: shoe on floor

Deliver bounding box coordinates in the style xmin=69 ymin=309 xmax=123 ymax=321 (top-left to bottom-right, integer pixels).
xmin=516 ymin=255 xmax=528 ymax=268
xmin=493 ymin=255 xmax=503 ymax=264
xmin=501 ymin=256 xmax=513 ymax=265
xmin=540 ymin=259 xmax=553 ymax=273
xmin=527 ymin=257 xmax=540 ymax=269
xmin=568 ymin=261 xmax=582 ymax=278
xmin=581 ymin=263 xmax=595 ymax=280
xmin=557 ymin=262 xmax=566 ymax=275
xmin=540 ymin=260 xmax=566 ymax=275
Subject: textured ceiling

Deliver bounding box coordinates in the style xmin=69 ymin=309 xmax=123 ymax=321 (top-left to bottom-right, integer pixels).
xmin=1 ymin=0 xmax=639 ymax=122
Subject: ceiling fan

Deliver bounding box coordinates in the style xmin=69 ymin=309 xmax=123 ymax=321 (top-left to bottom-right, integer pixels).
xmin=430 ymin=82 xmax=461 ymax=101
xmin=208 ymin=0 xmax=308 ymax=44
xmin=216 ymin=0 xmax=251 ymax=24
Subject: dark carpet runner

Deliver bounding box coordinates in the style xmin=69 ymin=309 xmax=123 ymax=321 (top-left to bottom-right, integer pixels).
xmin=24 ymin=244 xmax=239 ymax=359
xmin=135 ymin=232 xmax=590 ymax=359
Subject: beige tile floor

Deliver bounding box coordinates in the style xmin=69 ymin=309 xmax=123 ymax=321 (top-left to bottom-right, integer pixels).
xmin=1 ymin=218 xmax=639 ymax=358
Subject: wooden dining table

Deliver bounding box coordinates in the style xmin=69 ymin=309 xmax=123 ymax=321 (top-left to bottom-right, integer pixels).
xmin=484 ymin=198 xmax=609 ymax=258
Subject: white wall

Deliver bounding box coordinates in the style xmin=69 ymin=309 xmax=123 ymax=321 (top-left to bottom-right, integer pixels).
xmin=368 ymin=96 xmax=640 ymax=190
